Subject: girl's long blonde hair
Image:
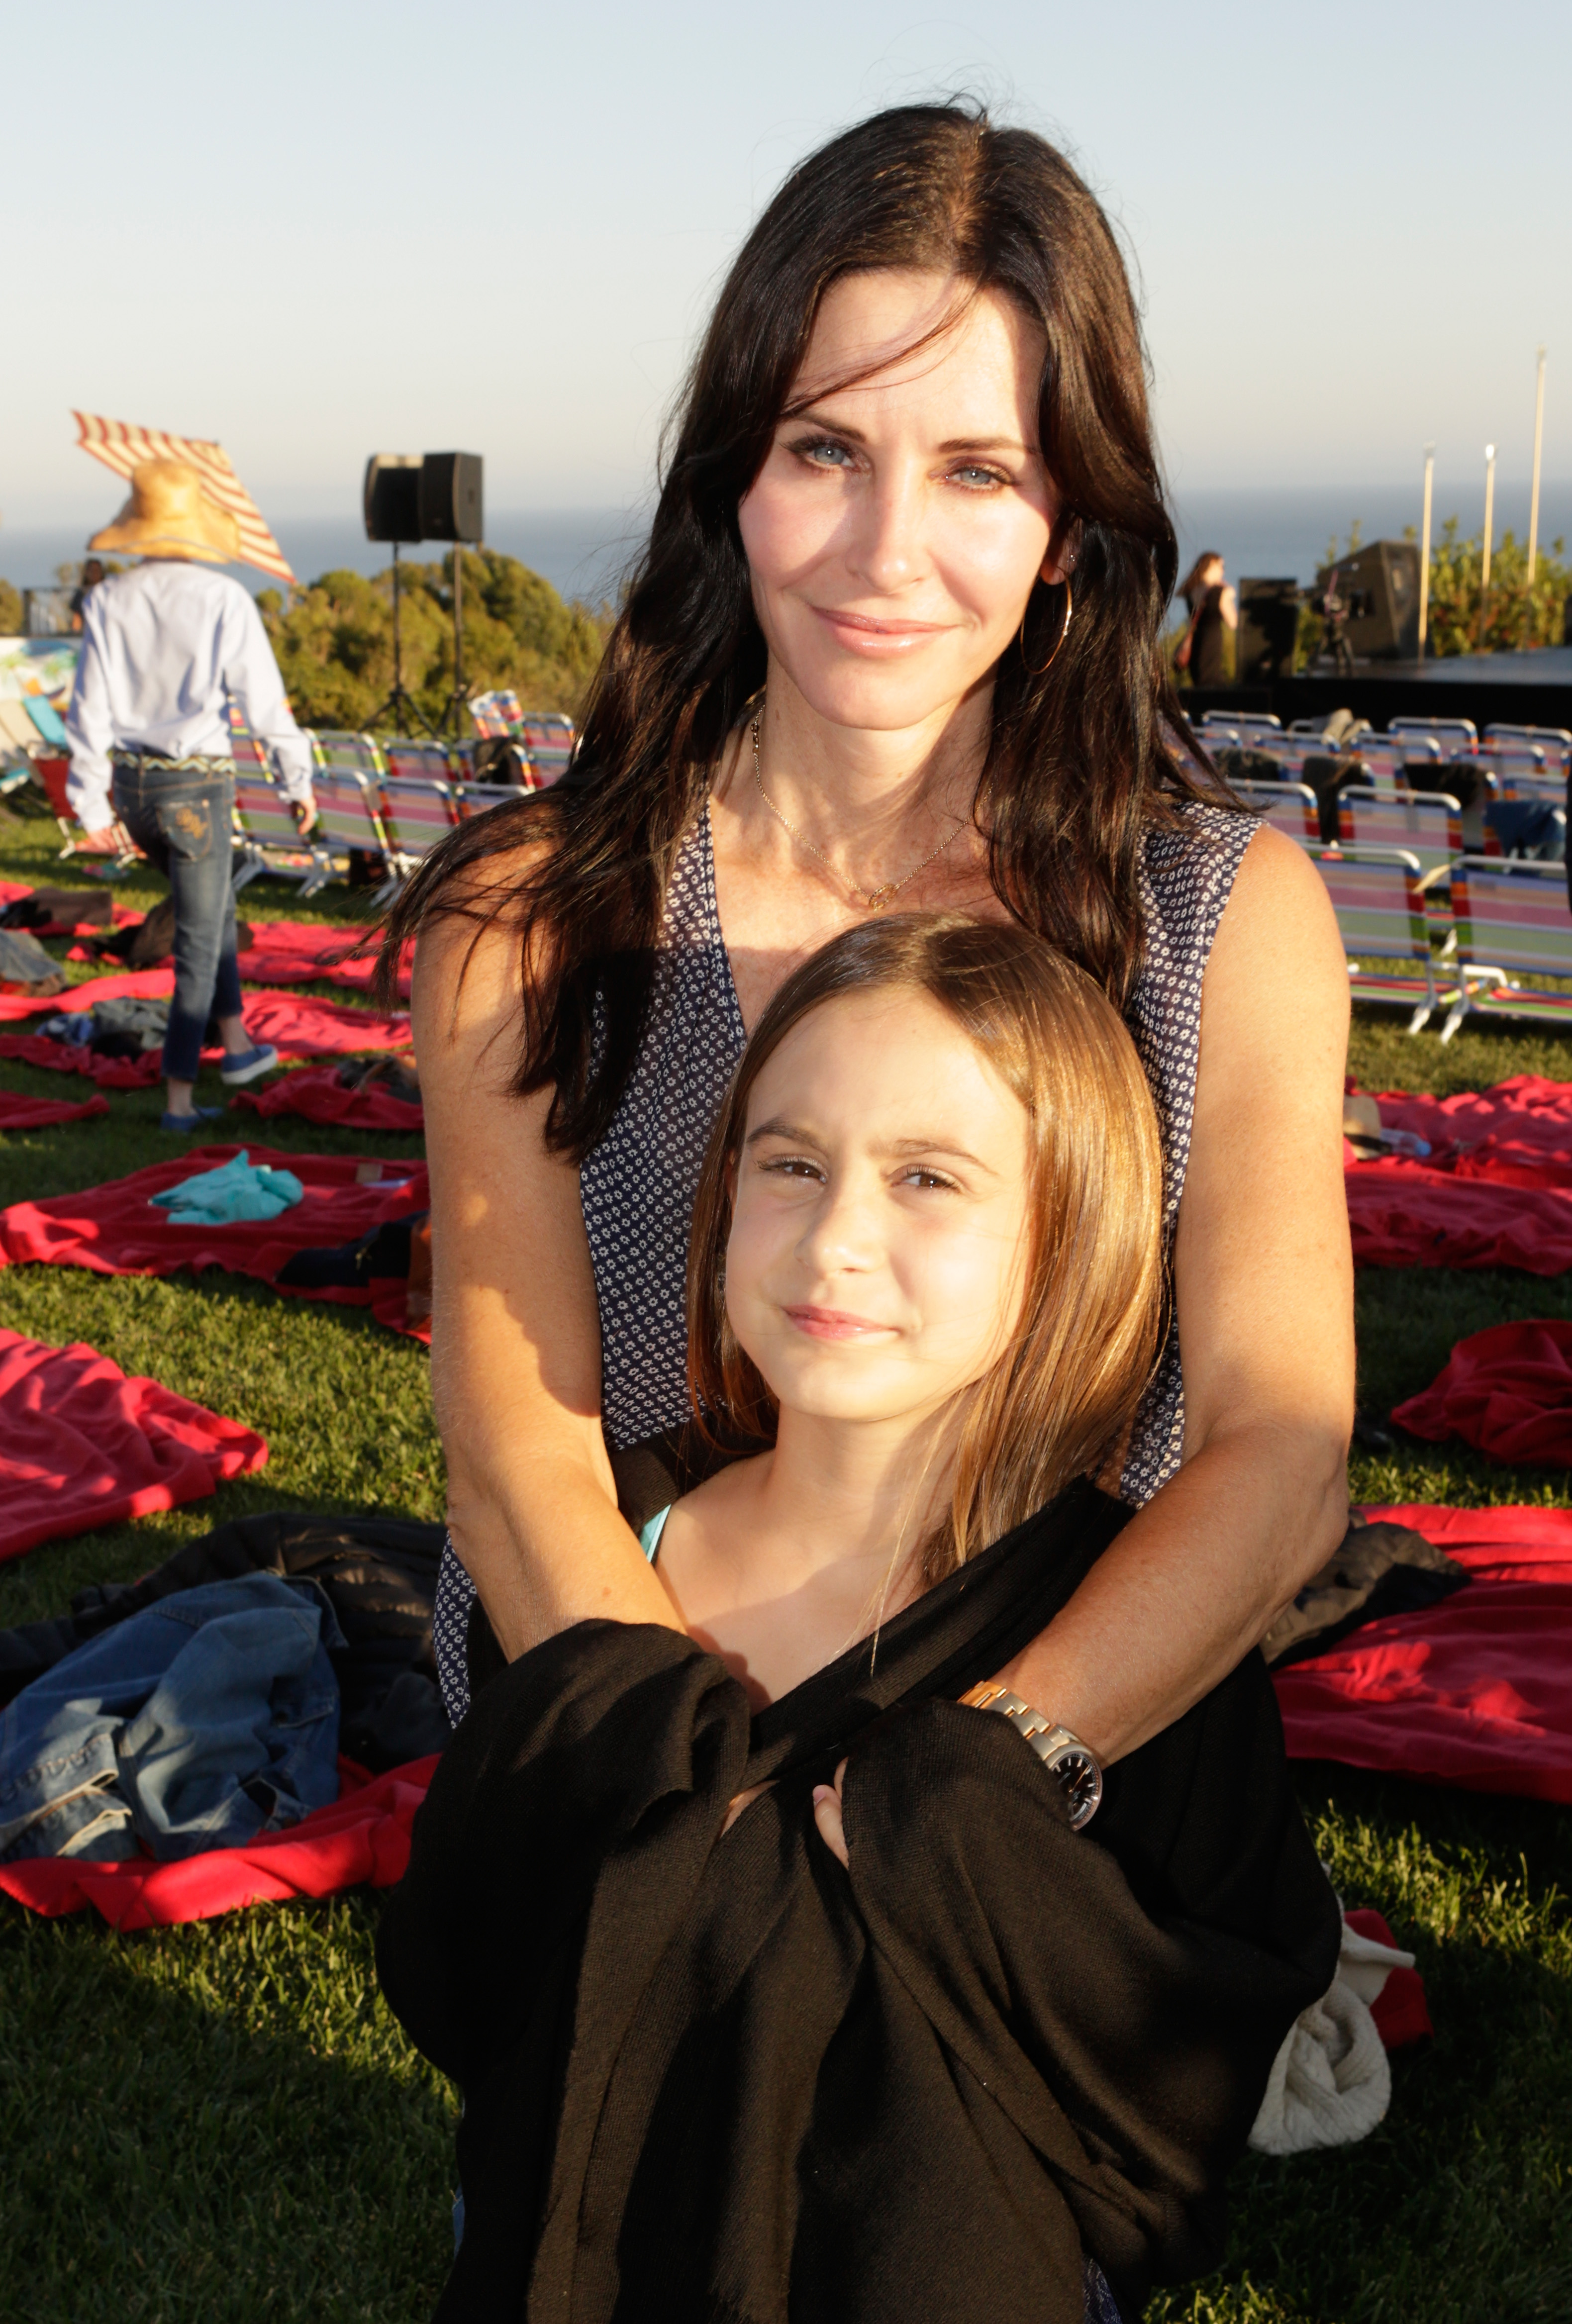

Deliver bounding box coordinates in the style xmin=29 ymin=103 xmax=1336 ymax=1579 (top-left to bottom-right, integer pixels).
xmin=686 ymin=914 xmax=1165 ymax=1587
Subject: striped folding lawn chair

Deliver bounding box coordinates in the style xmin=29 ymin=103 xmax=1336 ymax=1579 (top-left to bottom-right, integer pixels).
xmin=468 ymin=690 xmax=524 ymax=740
xmin=1442 ymin=858 xmax=1572 ymax=1040
xmin=1485 ymin=723 xmax=1572 ymax=771
xmin=380 ymin=777 xmax=458 ymax=882
xmin=517 ymin=714 xmax=575 ymax=784
xmin=384 ymin=740 xmax=456 ymax=783
xmin=1345 ymin=737 xmax=1439 ymax=797
xmin=309 ymin=729 xmax=386 ymax=775
xmin=1337 ymin=790 xmax=1463 ymax=887
xmin=232 ymin=771 xmax=332 ymax=896
xmin=1196 ymin=710 xmax=1280 ymax=733
xmin=1305 ymin=844 xmax=1440 ymax=1032
xmin=30 ymin=752 xmax=142 ymax=875
xmin=1389 ymin=715 xmax=1477 ymax=756
xmin=1229 ymin=778 xmax=1319 ymax=843
xmin=453 ymin=782 xmax=525 ymax=823
xmin=312 ymin=768 xmax=392 ymax=868
xmin=1233 ymin=732 xmax=1335 ymax=782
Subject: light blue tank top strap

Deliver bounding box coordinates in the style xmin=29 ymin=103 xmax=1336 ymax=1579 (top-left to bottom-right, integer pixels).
xmin=639 ymin=1504 xmax=673 ymax=1563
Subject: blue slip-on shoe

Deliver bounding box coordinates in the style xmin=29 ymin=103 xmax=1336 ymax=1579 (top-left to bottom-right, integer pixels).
xmin=219 ymin=1043 xmax=280 ymax=1087
xmin=160 ymin=1106 xmax=226 ymax=1134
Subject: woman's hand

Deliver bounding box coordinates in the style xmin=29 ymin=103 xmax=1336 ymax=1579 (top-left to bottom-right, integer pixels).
xmin=811 ymin=1758 xmax=850 ymax=1868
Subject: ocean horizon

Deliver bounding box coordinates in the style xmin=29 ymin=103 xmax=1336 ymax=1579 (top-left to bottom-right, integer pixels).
xmin=4 ymin=481 xmax=1568 ymax=611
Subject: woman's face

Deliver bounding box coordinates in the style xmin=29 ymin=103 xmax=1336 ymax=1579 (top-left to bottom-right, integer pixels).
xmin=725 ymin=987 xmax=1032 ymax=1430
xmin=738 ymin=270 xmax=1062 ymax=736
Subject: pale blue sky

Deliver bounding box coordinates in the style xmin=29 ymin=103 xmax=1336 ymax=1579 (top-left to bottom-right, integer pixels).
xmin=4 ymin=0 xmax=1568 ymax=541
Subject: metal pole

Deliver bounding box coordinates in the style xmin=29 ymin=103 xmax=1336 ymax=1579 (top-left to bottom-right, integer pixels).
xmin=452 ymin=543 xmax=464 ymax=736
xmin=391 ymin=542 xmax=402 ymax=718
xmin=1528 ymin=347 xmax=1547 ymax=584
xmin=1418 ymin=444 xmax=1434 ymax=657
xmin=1480 ymin=442 xmax=1496 ymax=646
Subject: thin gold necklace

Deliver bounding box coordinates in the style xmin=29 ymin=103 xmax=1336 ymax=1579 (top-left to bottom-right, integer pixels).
xmin=750 ymin=706 xmax=964 ymax=914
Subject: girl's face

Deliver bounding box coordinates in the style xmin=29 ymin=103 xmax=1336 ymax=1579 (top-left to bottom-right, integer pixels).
xmin=725 ymin=988 xmax=1032 ymax=1429
xmin=737 ymin=269 xmax=1063 ymax=737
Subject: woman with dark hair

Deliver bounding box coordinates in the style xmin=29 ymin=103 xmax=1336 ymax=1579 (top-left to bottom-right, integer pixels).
xmin=390 ymin=98 xmax=1349 ymax=1918
xmin=1176 ymin=550 xmax=1238 ymax=687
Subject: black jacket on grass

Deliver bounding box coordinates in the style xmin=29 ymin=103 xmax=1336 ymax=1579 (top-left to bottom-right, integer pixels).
xmin=377 ymin=1482 xmax=1339 ymax=2324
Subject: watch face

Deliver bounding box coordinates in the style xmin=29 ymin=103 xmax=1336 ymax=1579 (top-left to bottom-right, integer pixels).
xmin=1051 ymin=1747 xmax=1103 ymax=1830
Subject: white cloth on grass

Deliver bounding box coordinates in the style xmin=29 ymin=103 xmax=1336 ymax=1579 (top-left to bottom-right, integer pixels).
xmin=1249 ymin=1913 xmax=1416 ymax=2156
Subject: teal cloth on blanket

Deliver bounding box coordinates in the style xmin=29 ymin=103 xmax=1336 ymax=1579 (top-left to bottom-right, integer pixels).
xmin=150 ymin=1151 xmax=304 ymax=1226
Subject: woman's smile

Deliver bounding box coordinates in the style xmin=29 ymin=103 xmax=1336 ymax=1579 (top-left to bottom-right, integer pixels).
xmin=809 ymin=604 xmax=954 ymax=655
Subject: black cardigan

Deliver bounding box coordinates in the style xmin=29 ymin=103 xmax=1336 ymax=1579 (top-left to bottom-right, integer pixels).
xmin=377 ymin=1482 xmax=1339 ymax=2324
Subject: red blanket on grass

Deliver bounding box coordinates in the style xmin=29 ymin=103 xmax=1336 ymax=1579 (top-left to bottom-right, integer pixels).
xmin=1367 ymin=1075 xmax=1572 ymax=1171
xmin=0 ymin=1032 xmax=161 ymax=1088
xmin=0 ymin=1089 xmax=111 ymax=1129
xmin=1344 ymin=1907 xmax=1433 ymax=2050
xmin=0 ymin=985 xmax=409 ymax=1068
xmin=0 ymin=1327 xmax=267 ymax=1561
xmin=0 ymin=1144 xmax=430 ymax=1340
xmin=0 ymin=1752 xmax=436 ymax=1930
xmin=1390 ymin=1322 xmax=1572 ymax=1464
xmin=1274 ymin=1503 xmax=1572 ymax=1802
xmin=235 ymin=1062 xmax=423 ymax=1132
xmin=236 ymin=919 xmax=412 ymax=1000
xmin=1344 ymin=1158 xmax=1572 ymax=1273
xmin=1344 ymin=1076 xmax=1572 ymax=1271
xmin=0 ymin=881 xmax=136 ymax=940
xmin=0 ymin=966 xmax=174 ymax=1022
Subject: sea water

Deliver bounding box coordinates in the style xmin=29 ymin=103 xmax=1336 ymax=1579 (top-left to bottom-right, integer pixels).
xmin=4 ymin=482 xmax=1568 ymax=609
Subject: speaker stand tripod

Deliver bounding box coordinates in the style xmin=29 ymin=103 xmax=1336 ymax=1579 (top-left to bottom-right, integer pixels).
xmin=435 ymin=541 xmax=473 ymax=740
xmin=367 ymin=543 xmax=438 ymax=738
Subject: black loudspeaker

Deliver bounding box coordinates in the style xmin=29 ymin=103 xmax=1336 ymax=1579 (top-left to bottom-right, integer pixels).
xmin=1238 ymin=579 xmax=1302 ymax=683
xmin=418 ymin=453 xmax=484 ymax=544
xmin=1313 ymin=540 xmax=1421 ymax=661
xmin=363 ymin=455 xmax=423 ymax=544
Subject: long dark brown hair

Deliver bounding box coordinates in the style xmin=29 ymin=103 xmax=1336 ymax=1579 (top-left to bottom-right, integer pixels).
xmin=383 ymin=100 xmax=1225 ymax=1160
xmin=686 ymin=914 xmax=1164 ymax=1585
xmin=1179 ymin=551 xmax=1225 ymax=608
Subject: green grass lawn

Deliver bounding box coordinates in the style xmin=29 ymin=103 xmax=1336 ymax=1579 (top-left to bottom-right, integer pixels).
xmin=0 ymin=806 xmax=1569 ymax=2322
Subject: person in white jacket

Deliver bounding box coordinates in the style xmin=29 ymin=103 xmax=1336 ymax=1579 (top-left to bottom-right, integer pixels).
xmin=67 ymin=461 xmax=317 ymax=1131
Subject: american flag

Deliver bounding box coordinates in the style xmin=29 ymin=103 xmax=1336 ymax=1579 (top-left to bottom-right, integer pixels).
xmin=73 ymin=411 xmax=296 ymax=584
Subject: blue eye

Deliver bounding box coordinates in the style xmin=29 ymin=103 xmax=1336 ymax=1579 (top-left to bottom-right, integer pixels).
xmin=793 ymin=436 xmax=855 ymax=470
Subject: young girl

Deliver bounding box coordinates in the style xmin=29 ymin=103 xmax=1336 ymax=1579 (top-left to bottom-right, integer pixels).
xmin=379 ymin=916 xmax=1337 ymax=2324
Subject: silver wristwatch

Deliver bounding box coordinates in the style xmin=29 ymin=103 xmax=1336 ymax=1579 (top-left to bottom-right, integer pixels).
xmin=958 ymin=1682 xmax=1104 ymax=1829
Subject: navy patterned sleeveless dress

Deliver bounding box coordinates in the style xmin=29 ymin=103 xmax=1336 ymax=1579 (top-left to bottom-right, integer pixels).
xmin=428 ymin=796 xmax=1256 ymax=2324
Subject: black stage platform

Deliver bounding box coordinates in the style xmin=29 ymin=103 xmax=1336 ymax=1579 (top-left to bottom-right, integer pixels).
xmin=1186 ymin=648 xmax=1572 ymax=735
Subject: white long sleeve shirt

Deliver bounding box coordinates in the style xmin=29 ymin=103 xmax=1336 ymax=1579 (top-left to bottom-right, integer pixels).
xmin=66 ymin=559 xmax=314 ymax=829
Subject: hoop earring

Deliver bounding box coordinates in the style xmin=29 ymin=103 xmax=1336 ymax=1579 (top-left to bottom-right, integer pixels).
xmin=1019 ymin=577 xmax=1073 ymax=678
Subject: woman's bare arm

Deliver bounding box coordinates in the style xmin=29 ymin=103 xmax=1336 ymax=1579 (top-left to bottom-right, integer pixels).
xmin=417 ymin=882 xmax=681 ymax=1660
xmin=994 ymin=824 xmax=1354 ymax=1763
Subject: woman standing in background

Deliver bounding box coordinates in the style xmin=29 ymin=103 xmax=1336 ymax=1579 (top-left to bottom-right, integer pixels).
xmin=1177 ymin=549 xmax=1237 ymax=685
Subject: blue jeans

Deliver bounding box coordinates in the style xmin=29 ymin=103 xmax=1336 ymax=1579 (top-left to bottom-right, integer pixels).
xmin=0 ymin=1573 xmax=343 ymax=1864
xmin=111 ymin=756 xmax=243 ymax=1082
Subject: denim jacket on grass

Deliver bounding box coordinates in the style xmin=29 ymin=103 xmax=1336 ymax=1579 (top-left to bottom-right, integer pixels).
xmin=0 ymin=1572 xmax=343 ymax=1864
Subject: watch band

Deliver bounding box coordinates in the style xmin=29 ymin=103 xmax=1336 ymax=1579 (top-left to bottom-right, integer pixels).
xmin=958 ymin=1682 xmax=1104 ymax=1829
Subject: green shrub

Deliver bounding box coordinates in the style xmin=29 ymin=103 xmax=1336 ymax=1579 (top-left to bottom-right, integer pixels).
xmin=259 ymin=549 xmax=611 ymax=733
